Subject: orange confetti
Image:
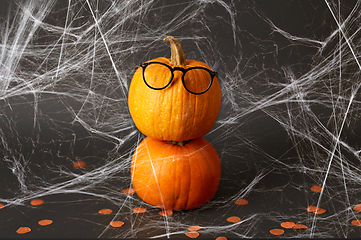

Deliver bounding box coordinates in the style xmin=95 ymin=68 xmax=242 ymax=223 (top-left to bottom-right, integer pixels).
xmin=353 ymin=204 xmax=361 ymax=212
xmin=133 ymin=207 xmax=147 ymax=213
xmin=280 ymin=222 xmax=295 ymax=229
xmin=159 ymin=209 xmax=173 ymax=217
xmin=351 ymin=220 xmax=361 ymax=226
xmin=38 ymin=219 xmax=53 ymax=226
xmin=188 ymin=226 xmax=202 ymax=232
xmin=310 ymin=185 xmax=324 ymax=192
xmin=16 ymin=227 xmax=31 ymax=234
xmin=98 ymin=209 xmax=113 ymax=215
xmin=293 ymin=224 xmax=308 ymax=230
xmin=122 ymin=188 xmax=135 ymax=195
xmin=234 ymin=199 xmax=249 ymax=205
xmin=110 ymin=221 xmax=125 ymax=227
xmin=185 ymin=232 xmax=200 ymax=238
xmin=269 ymin=229 xmax=284 ymax=235
xmin=73 ymin=161 xmax=86 ymax=168
xmin=73 ymin=161 xmax=87 ymax=168
xmin=306 ymin=206 xmax=327 ymax=214
xmin=226 ymin=216 xmax=241 ymax=223
xmin=216 ymin=237 xmax=228 ymax=240
xmin=0 ymin=203 xmax=4 ymax=209
xmin=30 ymin=199 xmax=44 ymax=206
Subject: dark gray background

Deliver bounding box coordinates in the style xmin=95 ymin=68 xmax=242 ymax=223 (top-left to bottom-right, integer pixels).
xmin=0 ymin=0 xmax=361 ymax=239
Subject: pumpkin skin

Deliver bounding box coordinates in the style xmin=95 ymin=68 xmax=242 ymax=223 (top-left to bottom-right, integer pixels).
xmin=131 ymin=137 xmax=221 ymax=210
xmin=128 ymin=43 xmax=221 ymax=141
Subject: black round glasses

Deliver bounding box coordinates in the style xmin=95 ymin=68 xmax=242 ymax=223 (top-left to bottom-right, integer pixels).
xmin=140 ymin=61 xmax=218 ymax=95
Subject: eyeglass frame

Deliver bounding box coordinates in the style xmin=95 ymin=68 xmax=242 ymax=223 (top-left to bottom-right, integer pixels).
xmin=139 ymin=61 xmax=218 ymax=95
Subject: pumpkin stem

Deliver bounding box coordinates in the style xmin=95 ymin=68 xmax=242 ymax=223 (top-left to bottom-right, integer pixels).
xmin=168 ymin=140 xmax=187 ymax=146
xmin=163 ymin=36 xmax=187 ymax=66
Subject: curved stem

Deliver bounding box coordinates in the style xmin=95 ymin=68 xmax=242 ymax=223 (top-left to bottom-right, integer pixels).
xmin=163 ymin=36 xmax=187 ymax=66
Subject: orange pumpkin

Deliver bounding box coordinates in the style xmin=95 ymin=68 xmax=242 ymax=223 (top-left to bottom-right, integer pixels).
xmin=131 ymin=137 xmax=221 ymax=210
xmin=128 ymin=36 xmax=221 ymax=141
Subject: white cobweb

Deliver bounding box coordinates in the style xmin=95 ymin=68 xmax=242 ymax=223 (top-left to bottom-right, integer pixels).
xmin=0 ymin=0 xmax=361 ymax=238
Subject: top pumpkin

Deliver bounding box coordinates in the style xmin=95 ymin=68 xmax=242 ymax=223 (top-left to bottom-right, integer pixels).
xmin=128 ymin=36 xmax=221 ymax=141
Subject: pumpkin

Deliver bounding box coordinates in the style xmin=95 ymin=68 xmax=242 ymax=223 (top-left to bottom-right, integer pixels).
xmin=128 ymin=36 xmax=221 ymax=141
xmin=131 ymin=137 xmax=221 ymax=210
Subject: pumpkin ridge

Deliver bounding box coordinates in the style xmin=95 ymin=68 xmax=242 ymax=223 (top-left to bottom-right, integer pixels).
xmin=198 ymin=139 xmax=221 ymax=203
xmin=157 ymin=87 xmax=165 ymax=140
xmin=181 ymin=82 xmax=188 ymax=140
xmin=199 ymin=71 xmax=212 ymax=135
xmin=192 ymin=138 xmax=219 ymax=208
xmin=173 ymin=77 xmax=182 ymax=141
xmin=190 ymin=71 xmax=199 ymax=136
xmin=197 ymin=140 xmax=213 ymax=203
xmin=185 ymin=140 xmax=199 ymax=209
xmin=170 ymin=143 xmax=184 ymax=210
xmin=191 ymin=141 xmax=208 ymax=209
xmin=148 ymin=139 xmax=166 ymax=208
xmin=172 ymin=144 xmax=179 ymax=210
xmin=183 ymin=143 xmax=192 ymax=210
xmin=167 ymin=71 xmax=182 ymax=140
xmin=168 ymin=142 xmax=181 ymax=208
xmin=170 ymin=78 xmax=177 ymax=140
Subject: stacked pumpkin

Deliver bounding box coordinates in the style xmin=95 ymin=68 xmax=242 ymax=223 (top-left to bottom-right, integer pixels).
xmin=128 ymin=36 xmax=221 ymax=210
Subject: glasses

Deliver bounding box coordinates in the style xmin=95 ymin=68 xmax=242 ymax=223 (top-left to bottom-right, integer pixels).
xmin=140 ymin=61 xmax=218 ymax=95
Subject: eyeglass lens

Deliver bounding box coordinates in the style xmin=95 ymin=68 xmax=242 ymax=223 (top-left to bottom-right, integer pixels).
xmin=183 ymin=68 xmax=212 ymax=94
xmin=143 ymin=63 xmax=212 ymax=94
xmin=143 ymin=63 xmax=172 ymax=89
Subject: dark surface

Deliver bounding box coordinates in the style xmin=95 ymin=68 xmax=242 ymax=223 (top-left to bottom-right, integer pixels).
xmin=1 ymin=0 xmax=361 ymax=239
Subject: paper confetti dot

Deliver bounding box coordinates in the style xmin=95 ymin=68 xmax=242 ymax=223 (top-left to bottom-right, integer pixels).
xmin=122 ymin=188 xmax=135 ymax=195
xmin=234 ymin=199 xmax=249 ymax=205
xmin=38 ymin=219 xmax=53 ymax=226
xmin=293 ymin=224 xmax=308 ymax=230
xmin=16 ymin=227 xmax=31 ymax=234
xmin=306 ymin=206 xmax=327 ymax=214
xmin=98 ymin=209 xmax=113 ymax=215
xmin=133 ymin=207 xmax=147 ymax=213
xmin=73 ymin=161 xmax=87 ymax=168
xmin=269 ymin=229 xmax=284 ymax=235
xmin=226 ymin=216 xmax=241 ymax=223
xmin=188 ymin=226 xmax=202 ymax=231
xmin=159 ymin=209 xmax=173 ymax=217
xmin=185 ymin=231 xmax=200 ymax=238
xmin=30 ymin=199 xmax=44 ymax=206
xmin=110 ymin=221 xmax=125 ymax=227
xmin=216 ymin=237 xmax=228 ymax=240
xmin=280 ymin=222 xmax=295 ymax=229
xmin=310 ymin=185 xmax=324 ymax=192
xmin=351 ymin=220 xmax=361 ymax=226
xmin=353 ymin=204 xmax=361 ymax=212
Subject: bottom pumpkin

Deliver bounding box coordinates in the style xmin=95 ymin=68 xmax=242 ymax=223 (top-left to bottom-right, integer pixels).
xmin=131 ymin=137 xmax=221 ymax=210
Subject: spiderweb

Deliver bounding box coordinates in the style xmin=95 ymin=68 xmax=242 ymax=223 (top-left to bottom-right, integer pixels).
xmin=1 ymin=0 xmax=361 ymax=238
